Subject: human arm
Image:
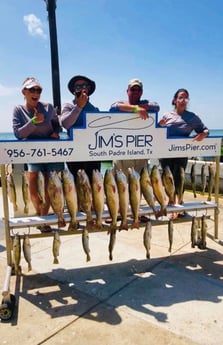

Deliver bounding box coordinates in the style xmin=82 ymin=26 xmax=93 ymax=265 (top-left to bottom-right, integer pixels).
xmin=13 ymin=103 xmax=59 ymax=139
xmin=13 ymin=105 xmax=39 ymax=139
xmin=193 ymin=129 xmax=209 ymax=141
xmin=60 ymin=102 xmax=82 ymax=130
xmin=140 ymin=101 xmax=160 ymax=113
xmin=109 ymin=101 xmax=149 ymax=120
xmin=183 ymin=111 xmax=209 ymax=142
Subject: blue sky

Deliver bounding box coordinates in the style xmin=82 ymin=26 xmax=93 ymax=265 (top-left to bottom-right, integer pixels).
xmin=0 ymin=0 xmax=222 ymax=132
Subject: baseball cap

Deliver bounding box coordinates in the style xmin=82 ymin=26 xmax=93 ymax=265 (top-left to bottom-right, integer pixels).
xmin=22 ymin=77 xmax=42 ymax=90
xmin=128 ymin=78 xmax=143 ymax=89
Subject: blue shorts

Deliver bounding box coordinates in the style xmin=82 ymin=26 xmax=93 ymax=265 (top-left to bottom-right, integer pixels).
xmin=27 ymin=162 xmax=65 ymax=173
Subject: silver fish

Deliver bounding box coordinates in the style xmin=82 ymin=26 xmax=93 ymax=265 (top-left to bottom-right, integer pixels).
xmin=168 ymin=219 xmax=174 ymax=252
xmin=190 ymin=162 xmax=196 ymax=198
xmin=13 ymin=233 xmax=21 ymax=275
xmin=191 ymin=216 xmax=199 ymax=248
xmin=128 ymin=167 xmax=141 ymax=229
xmin=7 ymin=173 xmax=18 ymax=212
xmin=92 ymin=169 xmax=104 ymax=230
xmin=201 ymin=163 xmax=207 ymax=195
xmin=104 ymin=169 xmax=119 ymax=233
xmin=207 ymin=163 xmax=215 ymax=201
xmin=82 ymin=228 xmax=91 ymax=262
xmin=108 ymin=229 xmax=116 ymax=261
xmin=115 ymin=169 xmax=129 ymax=231
xmin=76 ymin=169 xmax=94 ymax=228
xmin=48 ymin=171 xmax=66 ymax=228
xmin=162 ymin=165 xmax=175 ymax=206
xmin=52 ymin=231 xmax=61 ymax=264
xmin=22 ymin=171 xmax=30 ymax=214
xmin=140 ymin=167 xmax=158 ymax=218
xmin=143 ymin=220 xmax=152 ymax=259
xmin=150 ymin=165 xmax=167 ymax=216
xmin=23 ymin=234 xmax=32 ymax=271
xmin=62 ymin=169 xmax=78 ymax=231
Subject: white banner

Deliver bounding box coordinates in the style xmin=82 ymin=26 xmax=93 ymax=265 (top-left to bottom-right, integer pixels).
xmin=0 ymin=112 xmax=221 ymax=164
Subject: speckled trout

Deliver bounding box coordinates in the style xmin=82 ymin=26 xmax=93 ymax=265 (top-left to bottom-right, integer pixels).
xmin=76 ymin=169 xmax=93 ymax=228
xmin=128 ymin=167 xmax=141 ymax=229
xmin=150 ymin=165 xmax=167 ymax=217
xmin=115 ymin=169 xmax=129 ymax=231
xmin=104 ymin=168 xmax=119 ymax=233
xmin=48 ymin=171 xmax=66 ymax=228
xmin=92 ymin=169 xmax=104 ymax=230
xmin=62 ymin=169 xmax=78 ymax=231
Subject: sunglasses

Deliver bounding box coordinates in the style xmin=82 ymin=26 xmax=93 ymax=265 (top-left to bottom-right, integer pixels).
xmin=73 ymin=83 xmax=89 ymax=90
xmin=26 ymin=87 xmax=42 ymax=94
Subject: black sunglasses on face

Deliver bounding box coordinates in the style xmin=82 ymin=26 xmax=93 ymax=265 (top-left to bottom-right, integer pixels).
xmin=26 ymin=88 xmax=42 ymax=94
xmin=73 ymin=83 xmax=89 ymax=90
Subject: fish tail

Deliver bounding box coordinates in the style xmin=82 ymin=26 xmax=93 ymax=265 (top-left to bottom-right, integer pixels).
xmin=53 ymin=257 xmax=59 ymax=264
xmin=24 ymin=205 xmax=29 ymax=214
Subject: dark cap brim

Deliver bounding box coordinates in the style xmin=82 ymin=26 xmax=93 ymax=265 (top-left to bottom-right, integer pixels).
xmin=68 ymin=75 xmax=96 ymax=96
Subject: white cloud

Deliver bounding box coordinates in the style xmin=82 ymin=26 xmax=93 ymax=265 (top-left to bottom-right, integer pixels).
xmin=0 ymin=84 xmax=18 ymax=96
xmin=23 ymin=14 xmax=47 ymax=39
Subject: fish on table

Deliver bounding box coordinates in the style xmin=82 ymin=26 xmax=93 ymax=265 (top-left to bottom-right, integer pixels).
xmin=128 ymin=167 xmax=141 ymax=229
xmin=92 ymin=169 xmax=104 ymax=230
xmin=150 ymin=165 xmax=167 ymax=217
xmin=104 ymin=168 xmax=119 ymax=233
xmin=48 ymin=171 xmax=66 ymax=228
xmin=76 ymin=169 xmax=94 ymax=229
xmin=62 ymin=168 xmax=78 ymax=231
xmin=115 ymin=169 xmax=129 ymax=231
xmin=140 ymin=167 xmax=158 ymax=219
xmin=7 ymin=173 xmax=18 ymax=212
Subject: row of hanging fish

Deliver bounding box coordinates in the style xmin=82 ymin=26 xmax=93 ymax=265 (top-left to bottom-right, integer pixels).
xmin=11 ymin=231 xmax=62 ymax=274
xmin=6 ymin=170 xmax=31 ymax=214
xmin=12 ymin=232 xmax=32 ymax=275
xmin=11 ymin=212 xmax=209 ymax=272
xmin=190 ymin=214 xmax=208 ymax=249
xmin=143 ymin=213 xmax=208 ymax=259
xmin=6 ymin=160 xmax=216 ymax=222
xmin=5 ymin=166 xmax=169 ymax=230
xmin=190 ymin=161 xmax=215 ymax=200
